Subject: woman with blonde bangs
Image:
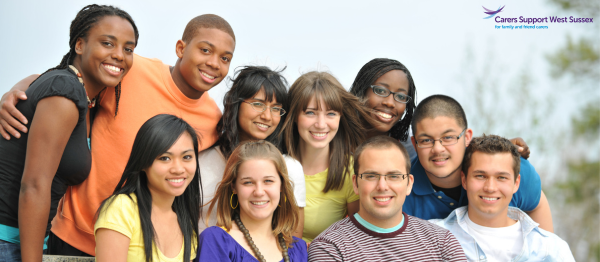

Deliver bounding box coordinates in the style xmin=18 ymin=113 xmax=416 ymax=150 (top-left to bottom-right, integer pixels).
xmin=197 ymin=140 xmax=307 ymax=262
xmin=281 ymin=71 xmax=374 ymax=243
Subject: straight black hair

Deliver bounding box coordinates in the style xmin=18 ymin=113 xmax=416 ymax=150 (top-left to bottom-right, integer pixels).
xmin=97 ymin=114 xmax=201 ymax=262
xmin=217 ymin=66 xmax=289 ymax=158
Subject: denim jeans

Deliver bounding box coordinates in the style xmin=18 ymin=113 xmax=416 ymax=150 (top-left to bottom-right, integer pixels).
xmin=0 ymin=239 xmax=21 ymax=262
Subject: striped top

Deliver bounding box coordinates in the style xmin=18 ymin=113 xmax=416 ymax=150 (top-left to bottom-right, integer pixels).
xmin=308 ymin=213 xmax=466 ymax=261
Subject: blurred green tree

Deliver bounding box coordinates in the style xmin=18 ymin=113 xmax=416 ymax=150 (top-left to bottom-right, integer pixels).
xmin=546 ymin=0 xmax=599 ymax=261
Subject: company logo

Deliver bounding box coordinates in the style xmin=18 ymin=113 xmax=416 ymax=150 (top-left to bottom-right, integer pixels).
xmin=483 ymin=5 xmax=505 ymax=19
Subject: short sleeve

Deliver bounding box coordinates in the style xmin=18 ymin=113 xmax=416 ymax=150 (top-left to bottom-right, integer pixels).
xmin=511 ymin=157 xmax=542 ymax=211
xmin=308 ymin=237 xmax=343 ymax=261
xmin=94 ymin=194 xmax=137 ymax=239
xmin=284 ymin=156 xmax=306 ymax=207
xmin=196 ymin=227 xmax=235 ymax=262
xmin=28 ymin=72 xmax=88 ymax=112
xmin=344 ymin=164 xmax=360 ymax=203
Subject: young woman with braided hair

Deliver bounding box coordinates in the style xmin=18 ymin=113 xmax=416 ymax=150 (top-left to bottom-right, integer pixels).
xmin=349 ymin=58 xmax=418 ymax=160
xmin=0 ymin=4 xmax=138 ymax=261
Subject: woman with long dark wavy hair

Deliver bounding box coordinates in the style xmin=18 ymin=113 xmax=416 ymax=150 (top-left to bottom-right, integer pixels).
xmin=95 ymin=114 xmax=201 ymax=262
xmin=198 ymin=66 xmax=306 ymax=237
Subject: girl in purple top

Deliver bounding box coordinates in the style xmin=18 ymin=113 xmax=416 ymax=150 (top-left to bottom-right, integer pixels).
xmin=197 ymin=140 xmax=307 ymax=262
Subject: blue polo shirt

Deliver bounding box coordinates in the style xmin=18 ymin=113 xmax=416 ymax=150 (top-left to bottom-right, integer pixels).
xmin=404 ymin=156 xmax=541 ymax=220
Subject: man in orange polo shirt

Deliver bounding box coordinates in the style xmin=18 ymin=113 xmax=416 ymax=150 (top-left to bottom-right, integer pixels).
xmin=0 ymin=14 xmax=235 ymax=256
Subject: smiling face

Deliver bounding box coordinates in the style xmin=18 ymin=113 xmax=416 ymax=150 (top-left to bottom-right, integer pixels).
xmin=411 ymin=116 xmax=473 ymax=187
xmin=234 ymin=159 xmax=282 ymax=223
xmin=238 ymin=88 xmax=282 ymax=142
xmin=296 ymin=96 xmax=340 ymax=151
xmin=175 ymin=27 xmax=235 ymax=98
xmin=365 ymin=70 xmax=409 ymax=134
xmin=75 ymin=15 xmax=136 ymax=91
xmin=353 ymin=146 xmax=413 ymax=228
xmin=145 ymin=132 xmax=196 ymax=199
xmin=463 ymin=152 xmax=520 ymax=227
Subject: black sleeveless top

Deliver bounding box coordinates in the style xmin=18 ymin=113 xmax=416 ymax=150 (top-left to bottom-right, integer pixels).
xmin=0 ymin=68 xmax=91 ymax=235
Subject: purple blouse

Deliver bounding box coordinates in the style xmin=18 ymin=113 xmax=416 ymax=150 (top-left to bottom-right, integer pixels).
xmin=196 ymin=226 xmax=307 ymax=262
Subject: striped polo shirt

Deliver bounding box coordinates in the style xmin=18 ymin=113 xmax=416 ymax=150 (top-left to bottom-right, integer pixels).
xmin=308 ymin=213 xmax=466 ymax=261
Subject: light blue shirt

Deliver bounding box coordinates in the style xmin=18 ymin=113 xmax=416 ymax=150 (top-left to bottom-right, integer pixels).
xmin=431 ymin=206 xmax=575 ymax=262
xmin=353 ymin=213 xmax=404 ymax=233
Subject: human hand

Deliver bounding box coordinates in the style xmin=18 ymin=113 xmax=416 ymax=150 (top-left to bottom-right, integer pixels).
xmin=0 ymin=90 xmax=28 ymax=140
xmin=509 ymin=137 xmax=530 ymax=159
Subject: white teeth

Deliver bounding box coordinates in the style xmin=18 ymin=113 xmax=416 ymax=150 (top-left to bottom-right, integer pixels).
xmin=376 ymin=111 xmax=392 ymax=119
xmin=201 ymin=71 xmax=215 ymax=79
xmin=433 ymin=158 xmax=448 ymax=162
xmin=374 ymin=197 xmax=391 ymax=202
xmin=311 ymin=132 xmax=327 ymax=137
xmin=104 ymin=64 xmax=121 ymax=73
xmin=482 ymin=197 xmax=499 ymax=201
xmin=255 ymin=123 xmax=269 ymax=128
xmin=167 ymin=178 xmax=184 ymax=183
xmin=251 ymin=201 xmax=268 ymax=205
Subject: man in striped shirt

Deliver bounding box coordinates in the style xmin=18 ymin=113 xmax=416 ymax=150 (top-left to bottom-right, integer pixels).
xmin=308 ymin=136 xmax=466 ymax=261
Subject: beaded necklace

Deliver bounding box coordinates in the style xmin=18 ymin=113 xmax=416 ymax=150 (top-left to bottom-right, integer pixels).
xmin=234 ymin=214 xmax=290 ymax=262
xmin=68 ymin=65 xmax=96 ymax=108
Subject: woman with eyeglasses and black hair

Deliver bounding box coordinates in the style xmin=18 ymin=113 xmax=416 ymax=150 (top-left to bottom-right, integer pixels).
xmin=349 ymin=58 xmax=418 ymax=160
xmin=198 ymin=66 xmax=306 ymax=237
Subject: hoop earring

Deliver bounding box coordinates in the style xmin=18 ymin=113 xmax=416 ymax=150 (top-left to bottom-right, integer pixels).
xmin=278 ymin=195 xmax=287 ymax=207
xmin=230 ymin=193 xmax=238 ymax=209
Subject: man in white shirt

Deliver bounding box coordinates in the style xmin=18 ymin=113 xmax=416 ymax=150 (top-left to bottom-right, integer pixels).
xmin=431 ymin=134 xmax=575 ymax=262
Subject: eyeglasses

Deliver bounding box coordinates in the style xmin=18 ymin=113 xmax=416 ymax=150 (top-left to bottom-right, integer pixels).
xmin=370 ymin=85 xmax=411 ymax=104
xmin=242 ymin=101 xmax=286 ymax=116
xmin=358 ymin=173 xmax=408 ymax=183
xmin=415 ymin=128 xmax=467 ymax=148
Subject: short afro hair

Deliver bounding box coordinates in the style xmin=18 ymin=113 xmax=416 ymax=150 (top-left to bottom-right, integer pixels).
xmin=411 ymin=95 xmax=467 ymax=135
xmin=182 ymin=14 xmax=235 ymax=43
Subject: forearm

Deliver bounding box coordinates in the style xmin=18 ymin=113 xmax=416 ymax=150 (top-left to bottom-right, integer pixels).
xmin=13 ymin=74 xmax=39 ymax=92
xmin=18 ymin=185 xmax=51 ymax=262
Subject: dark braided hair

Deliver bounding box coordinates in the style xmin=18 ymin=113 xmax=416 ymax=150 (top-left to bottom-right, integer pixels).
xmin=349 ymin=58 xmax=417 ymax=142
xmin=31 ymin=4 xmax=139 ymax=116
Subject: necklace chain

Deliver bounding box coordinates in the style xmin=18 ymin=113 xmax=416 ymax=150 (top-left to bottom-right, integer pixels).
xmin=68 ymin=65 xmax=96 ymax=108
xmin=234 ymin=214 xmax=290 ymax=262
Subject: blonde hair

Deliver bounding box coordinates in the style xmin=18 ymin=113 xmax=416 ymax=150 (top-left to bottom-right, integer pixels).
xmin=206 ymin=140 xmax=299 ymax=247
xmin=282 ymin=71 xmax=373 ymax=192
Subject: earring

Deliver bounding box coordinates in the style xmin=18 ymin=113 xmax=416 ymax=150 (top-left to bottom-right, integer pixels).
xmin=278 ymin=195 xmax=287 ymax=207
xmin=230 ymin=193 xmax=238 ymax=209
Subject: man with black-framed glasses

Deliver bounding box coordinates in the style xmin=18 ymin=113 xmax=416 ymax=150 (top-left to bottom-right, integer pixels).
xmin=405 ymin=94 xmax=554 ymax=233
xmin=308 ymin=136 xmax=466 ymax=261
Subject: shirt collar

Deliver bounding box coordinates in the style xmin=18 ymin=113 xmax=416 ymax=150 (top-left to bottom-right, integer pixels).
xmin=410 ymin=157 xmax=436 ymax=195
xmin=450 ymin=206 xmax=544 ymax=237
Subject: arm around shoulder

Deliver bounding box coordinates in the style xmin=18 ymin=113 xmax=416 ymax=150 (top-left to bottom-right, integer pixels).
xmin=0 ymin=74 xmax=40 ymax=139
